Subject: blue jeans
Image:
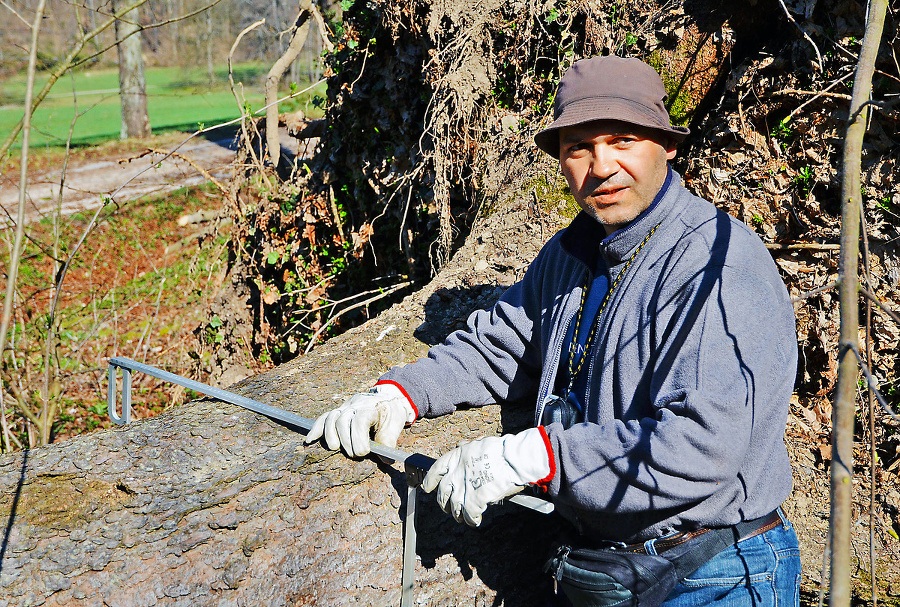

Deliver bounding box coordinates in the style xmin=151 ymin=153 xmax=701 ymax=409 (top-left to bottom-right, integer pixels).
xmin=547 ymin=511 xmax=801 ymax=607
xmin=661 ymin=511 xmax=801 ymax=607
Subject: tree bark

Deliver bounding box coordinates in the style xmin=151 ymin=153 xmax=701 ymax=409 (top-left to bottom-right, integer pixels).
xmin=115 ymin=1 xmax=151 ymax=139
xmin=205 ymin=8 xmax=214 ymax=86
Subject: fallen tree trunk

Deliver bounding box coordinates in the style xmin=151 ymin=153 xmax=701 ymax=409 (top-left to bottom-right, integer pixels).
xmin=0 ymin=175 xmax=562 ymax=606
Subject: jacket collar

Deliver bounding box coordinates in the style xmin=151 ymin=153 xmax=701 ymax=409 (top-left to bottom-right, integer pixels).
xmin=561 ymin=167 xmax=682 ymax=268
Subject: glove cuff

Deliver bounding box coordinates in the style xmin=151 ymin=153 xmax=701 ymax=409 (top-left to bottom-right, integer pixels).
xmin=533 ymin=426 xmax=556 ymax=490
xmin=505 ymin=427 xmax=556 ymax=491
xmin=373 ymin=380 xmax=418 ymax=422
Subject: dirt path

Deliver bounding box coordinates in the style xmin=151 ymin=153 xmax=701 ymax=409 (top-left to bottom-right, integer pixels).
xmin=0 ymin=135 xmax=237 ymax=224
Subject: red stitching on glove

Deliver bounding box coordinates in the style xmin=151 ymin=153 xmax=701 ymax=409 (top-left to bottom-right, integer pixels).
xmin=534 ymin=425 xmax=556 ymax=491
xmin=374 ymin=379 xmax=419 ymax=421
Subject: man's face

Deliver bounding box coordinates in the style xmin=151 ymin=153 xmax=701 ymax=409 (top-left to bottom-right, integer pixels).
xmin=558 ymin=120 xmax=677 ymax=236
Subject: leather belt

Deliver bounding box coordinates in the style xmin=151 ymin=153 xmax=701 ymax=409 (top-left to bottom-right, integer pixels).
xmin=619 ymin=510 xmax=783 ymax=555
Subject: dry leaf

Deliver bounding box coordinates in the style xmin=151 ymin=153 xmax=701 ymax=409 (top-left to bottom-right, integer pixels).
xmin=262 ymin=287 xmax=280 ymax=305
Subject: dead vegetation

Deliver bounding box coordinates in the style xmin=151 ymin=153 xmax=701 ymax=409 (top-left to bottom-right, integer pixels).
xmin=1 ymin=171 xmax=231 ymax=448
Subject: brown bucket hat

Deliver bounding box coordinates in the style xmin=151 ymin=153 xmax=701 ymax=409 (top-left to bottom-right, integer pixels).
xmin=534 ymin=55 xmax=690 ymax=157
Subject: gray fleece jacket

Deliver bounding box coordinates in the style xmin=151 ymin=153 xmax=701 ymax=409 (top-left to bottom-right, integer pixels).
xmin=382 ymin=171 xmax=797 ymax=542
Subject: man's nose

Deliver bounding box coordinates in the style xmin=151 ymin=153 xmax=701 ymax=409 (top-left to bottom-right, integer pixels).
xmin=588 ymin=144 xmax=616 ymax=179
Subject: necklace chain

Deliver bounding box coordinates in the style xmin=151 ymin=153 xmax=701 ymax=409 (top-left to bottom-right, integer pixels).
xmin=565 ymin=222 xmax=662 ymax=396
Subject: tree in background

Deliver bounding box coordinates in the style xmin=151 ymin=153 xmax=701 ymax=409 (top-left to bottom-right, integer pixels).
xmin=114 ymin=0 xmax=151 ymax=138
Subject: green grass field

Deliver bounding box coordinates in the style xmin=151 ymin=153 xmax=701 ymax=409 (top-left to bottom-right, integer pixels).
xmin=0 ymin=63 xmax=326 ymax=148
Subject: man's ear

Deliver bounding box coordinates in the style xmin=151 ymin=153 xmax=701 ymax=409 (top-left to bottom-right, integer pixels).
xmin=665 ymin=138 xmax=678 ymax=160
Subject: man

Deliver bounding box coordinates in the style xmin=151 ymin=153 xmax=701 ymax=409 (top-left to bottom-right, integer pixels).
xmin=306 ymin=56 xmax=801 ymax=606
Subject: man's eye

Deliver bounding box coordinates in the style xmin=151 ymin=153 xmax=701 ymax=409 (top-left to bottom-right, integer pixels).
xmin=614 ymin=137 xmax=636 ymax=146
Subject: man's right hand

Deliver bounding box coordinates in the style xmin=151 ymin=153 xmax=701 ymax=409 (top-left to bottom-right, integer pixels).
xmin=304 ymin=382 xmax=416 ymax=457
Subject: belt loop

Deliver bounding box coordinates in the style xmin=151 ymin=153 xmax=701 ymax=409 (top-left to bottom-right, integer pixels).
xmin=776 ymin=507 xmax=789 ymax=528
xmin=643 ymin=537 xmax=659 ymax=556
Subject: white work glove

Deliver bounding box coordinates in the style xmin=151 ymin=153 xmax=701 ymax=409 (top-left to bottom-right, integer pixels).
xmin=422 ymin=427 xmax=553 ymax=527
xmin=305 ymin=383 xmax=416 ymax=457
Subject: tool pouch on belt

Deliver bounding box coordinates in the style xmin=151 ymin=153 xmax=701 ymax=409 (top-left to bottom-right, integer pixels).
xmin=543 ymin=510 xmax=783 ymax=607
xmin=543 ymin=544 xmax=677 ymax=607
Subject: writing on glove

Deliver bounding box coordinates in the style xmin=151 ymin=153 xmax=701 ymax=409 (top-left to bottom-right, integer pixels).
xmin=422 ymin=427 xmax=554 ymax=527
xmin=305 ymin=381 xmax=416 ymax=457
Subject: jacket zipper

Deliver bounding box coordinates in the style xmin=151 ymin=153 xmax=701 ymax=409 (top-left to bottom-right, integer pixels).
xmin=581 ymin=234 xmax=654 ymax=416
xmin=552 ymin=545 xmax=571 ymax=594
xmin=536 ymin=266 xmax=590 ymax=426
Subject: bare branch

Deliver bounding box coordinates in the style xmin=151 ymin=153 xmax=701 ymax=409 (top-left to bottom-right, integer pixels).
xmin=68 ymin=0 xmax=225 ymax=72
xmin=859 ymin=207 xmax=878 ymax=606
xmin=4 ymin=381 xmax=42 ymax=428
xmin=770 ymin=88 xmax=852 ymax=101
xmin=846 ymin=344 xmax=900 ymax=422
xmin=0 ymin=0 xmax=31 ymax=27
xmin=266 ymin=0 xmax=314 ymax=167
xmin=859 ymin=287 xmax=900 ymax=327
xmin=229 ymin=18 xmax=271 ymax=189
xmin=0 ymin=0 xmax=226 ymax=171
xmin=303 ymin=281 xmax=413 ymax=354
xmin=0 ymin=0 xmax=47 ymax=387
xmin=39 ymin=77 xmax=81 ymax=447
xmin=830 ymin=1 xmax=889 ymax=605
xmin=782 ymin=73 xmax=853 ymax=124
xmin=792 ymin=280 xmax=837 ymax=303
xmin=311 ymin=3 xmax=335 ymax=53
xmin=144 ymin=148 xmax=229 ymax=198
xmin=775 ymin=0 xmax=823 ymax=71
xmin=257 ymin=78 xmax=327 ymax=116
xmin=766 ymin=243 xmax=841 ymax=251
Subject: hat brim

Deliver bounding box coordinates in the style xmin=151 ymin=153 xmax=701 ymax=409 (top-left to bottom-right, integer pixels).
xmin=534 ymin=97 xmax=690 ymax=157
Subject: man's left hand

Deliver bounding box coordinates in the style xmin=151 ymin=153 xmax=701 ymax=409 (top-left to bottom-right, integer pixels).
xmin=421 ymin=427 xmax=553 ymax=527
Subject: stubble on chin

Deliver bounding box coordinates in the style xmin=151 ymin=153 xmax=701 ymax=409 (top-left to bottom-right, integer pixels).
xmin=581 ymin=201 xmax=644 ymax=233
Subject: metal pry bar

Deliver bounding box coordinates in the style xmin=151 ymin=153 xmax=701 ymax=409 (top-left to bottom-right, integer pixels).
xmin=107 ymin=357 xmax=554 ymax=513
xmin=107 ymin=356 xmax=554 ymax=605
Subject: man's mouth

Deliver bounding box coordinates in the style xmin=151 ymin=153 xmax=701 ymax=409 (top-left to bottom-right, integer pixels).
xmin=591 ymin=186 xmax=628 ymax=202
